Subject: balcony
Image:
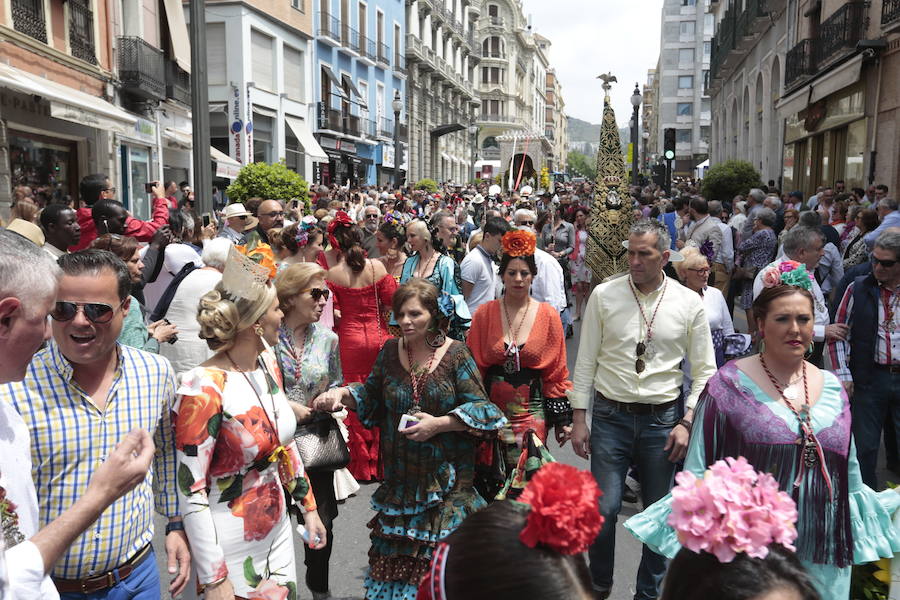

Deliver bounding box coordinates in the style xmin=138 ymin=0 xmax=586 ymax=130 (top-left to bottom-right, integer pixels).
xmin=406 ymin=33 xmax=427 ymax=63
xmin=709 ymin=0 xmax=777 ymax=86
xmin=784 ymin=2 xmax=867 ymax=90
xmin=394 ymin=53 xmax=407 ymax=76
xmin=11 ymin=0 xmax=47 ymax=43
xmin=316 ymin=103 xmax=363 ymax=137
xmin=118 ymin=36 xmax=166 ymax=101
xmin=165 ymin=61 xmax=191 ymax=105
xmin=317 ymin=13 xmax=341 ymax=45
xmin=68 ymin=0 xmax=97 ymax=64
xmin=487 ymin=16 xmax=504 ymax=27
xmin=358 ymin=36 xmax=376 ymax=64
xmin=379 ymin=117 xmax=394 ymax=137
xmin=885 ymin=0 xmax=900 ymax=27
xmin=481 ymin=147 xmax=500 ymax=160
xmin=344 ymin=26 xmax=361 ymax=55
xmin=377 ymin=42 xmax=390 ymax=66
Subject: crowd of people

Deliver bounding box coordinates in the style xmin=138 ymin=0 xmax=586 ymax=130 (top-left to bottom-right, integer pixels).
xmin=0 ymin=171 xmax=898 ymax=600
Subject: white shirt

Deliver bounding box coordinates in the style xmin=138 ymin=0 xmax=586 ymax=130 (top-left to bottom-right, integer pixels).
xmin=0 ymin=401 xmax=59 ymax=599
xmin=530 ymin=248 xmax=567 ymax=312
xmin=716 ymin=221 xmax=735 ymax=271
xmin=459 ymin=245 xmax=497 ymax=316
xmin=752 ymin=259 xmax=829 ymax=342
xmin=570 ymin=274 xmax=716 ymax=411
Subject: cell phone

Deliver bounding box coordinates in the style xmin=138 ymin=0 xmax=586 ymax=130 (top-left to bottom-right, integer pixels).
xmin=398 ymin=414 xmax=420 ymax=431
xmin=296 ymin=524 xmax=322 ymax=546
xmin=202 ymin=214 xmax=211 ymax=227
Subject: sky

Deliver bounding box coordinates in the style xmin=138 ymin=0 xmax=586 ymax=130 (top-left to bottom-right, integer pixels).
xmin=522 ymin=0 xmax=663 ymax=128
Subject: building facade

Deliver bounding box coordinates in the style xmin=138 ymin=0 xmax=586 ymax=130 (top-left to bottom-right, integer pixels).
xmin=654 ymin=0 xmax=712 ymax=177
xmin=643 ymin=68 xmax=658 ymax=173
xmin=314 ymin=0 xmax=406 ymax=187
xmin=545 ymin=68 xmax=568 ymax=174
xmin=0 ymin=0 xmax=195 ymax=218
xmin=404 ymin=0 xmax=478 ymax=185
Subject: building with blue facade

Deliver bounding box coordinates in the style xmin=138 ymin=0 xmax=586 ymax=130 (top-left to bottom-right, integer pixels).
xmin=313 ymin=0 xmax=407 ymax=187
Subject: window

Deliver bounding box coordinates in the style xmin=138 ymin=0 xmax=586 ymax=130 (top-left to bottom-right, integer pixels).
xmin=481 ymin=66 xmax=503 ymax=84
xmin=206 ymin=23 xmax=227 ymax=85
xmin=678 ymin=75 xmax=694 ymax=89
xmin=283 ymin=45 xmax=304 ymax=100
xmin=358 ymin=80 xmax=369 ymax=121
xmin=704 ymin=13 xmax=714 ymax=32
xmin=703 ymin=70 xmax=710 ymax=89
xmin=488 ymin=4 xmax=498 ymax=16
xmin=291 ymin=0 xmax=304 ymax=10
xmin=680 ymin=21 xmax=695 ymax=35
xmin=679 ymin=48 xmax=693 ymax=64
xmin=481 ymin=99 xmax=502 ymax=117
xmin=703 ymin=41 xmax=711 ymax=55
xmin=68 ymin=0 xmax=96 ymax=64
xmin=253 ymin=113 xmax=274 ymax=163
xmin=682 ymin=0 xmax=696 ymax=5
xmin=701 ymin=98 xmax=711 ymax=114
xmin=376 ymin=10 xmax=384 ymax=47
xmin=677 ymin=102 xmax=693 ymax=116
xmin=676 ymin=129 xmax=692 ymax=143
xmin=483 ymin=36 xmax=502 ymax=58
xmin=11 ymin=0 xmax=46 ymax=43
xmin=700 ymin=126 xmax=711 ymax=143
xmin=251 ymin=29 xmax=275 ymax=91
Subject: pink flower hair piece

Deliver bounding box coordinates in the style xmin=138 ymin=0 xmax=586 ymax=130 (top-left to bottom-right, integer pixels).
xmin=668 ymin=456 xmax=798 ymax=563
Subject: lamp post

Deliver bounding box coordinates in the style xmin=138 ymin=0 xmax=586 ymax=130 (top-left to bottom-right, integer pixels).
xmin=392 ymin=89 xmax=403 ymax=189
xmin=630 ymin=83 xmax=641 ymax=187
xmin=642 ymin=130 xmax=650 ymax=173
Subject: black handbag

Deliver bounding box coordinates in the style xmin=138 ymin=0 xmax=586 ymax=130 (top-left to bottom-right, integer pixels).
xmin=293 ymin=412 xmax=350 ymax=472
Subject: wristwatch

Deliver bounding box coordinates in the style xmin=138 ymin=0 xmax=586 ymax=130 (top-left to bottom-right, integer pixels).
xmin=165 ymin=520 xmax=185 ymax=535
xmin=677 ymin=418 xmax=693 ymax=433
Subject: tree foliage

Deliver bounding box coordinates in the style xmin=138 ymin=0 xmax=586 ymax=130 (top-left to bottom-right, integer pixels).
xmin=701 ymin=160 xmax=762 ymax=202
xmin=567 ymin=150 xmax=597 ymax=181
xmin=226 ymin=161 xmax=309 ymax=209
xmin=415 ymin=178 xmax=439 ymax=193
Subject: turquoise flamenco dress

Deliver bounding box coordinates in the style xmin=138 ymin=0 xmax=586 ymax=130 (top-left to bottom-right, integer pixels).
xmin=349 ymin=339 xmax=506 ymax=600
xmin=625 ymin=362 xmax=900 ymax=600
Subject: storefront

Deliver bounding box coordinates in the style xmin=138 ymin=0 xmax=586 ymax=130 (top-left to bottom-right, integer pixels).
xmin=317 ymin=136 xmax=361 ymax=187
xmin=781 ymin=82 xmax=867 ymax=196
xmin=377 ymin=143 xmax=408 ymax=186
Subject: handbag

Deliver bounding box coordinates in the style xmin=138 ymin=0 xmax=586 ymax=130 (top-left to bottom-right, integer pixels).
xmin=293 ymin=411 xmax=350 ymax=472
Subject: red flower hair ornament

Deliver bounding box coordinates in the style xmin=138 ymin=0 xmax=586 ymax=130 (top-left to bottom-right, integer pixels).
xmin=501 ymin=229 xmax=537 ymax=258
xmin=327 ymin=210 xmax=353 ymax=250
xmin=516 ymin=462 xmax=604 ymax=555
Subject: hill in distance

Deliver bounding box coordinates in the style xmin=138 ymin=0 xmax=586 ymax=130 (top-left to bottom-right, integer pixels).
xmin=568 ymin=117 xmax=601 ymax=143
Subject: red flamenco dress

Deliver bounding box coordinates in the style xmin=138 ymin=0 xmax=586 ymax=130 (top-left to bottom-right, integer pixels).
xmin=329 ymin=272 xmax=398 ymax=481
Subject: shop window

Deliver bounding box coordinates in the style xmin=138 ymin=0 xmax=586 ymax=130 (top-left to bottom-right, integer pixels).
xmin=8 ymin=131 xmax=76 ymax=203
xmin=845 ymin=119 xmax=865 ymax=188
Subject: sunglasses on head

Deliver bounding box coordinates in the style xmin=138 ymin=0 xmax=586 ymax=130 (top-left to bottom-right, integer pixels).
xmin=300 ymin=287 xmax=330 ymax=301
xmin=50 ymin=300 xmax=126 ymax=324
xmin=872 ymin=257 xmax=899 ymax=268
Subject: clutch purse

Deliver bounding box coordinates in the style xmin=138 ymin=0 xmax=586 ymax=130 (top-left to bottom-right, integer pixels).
xmin=293 ymin=412 xmax=351 ymax=472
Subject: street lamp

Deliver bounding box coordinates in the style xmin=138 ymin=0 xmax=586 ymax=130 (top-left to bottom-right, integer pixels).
xmin=642 ymin=130 xmax=650 ymax=171
xmin=392 ymin=89 xmax=403 ymax=189
xmin=630 ymin=83 xmax=642 ymax=187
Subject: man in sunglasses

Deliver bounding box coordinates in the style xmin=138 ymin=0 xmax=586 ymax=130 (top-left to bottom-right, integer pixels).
xmin=569 ymin=219 xmax=716 ymax=600
xmin=0 ymin=232 xmax=160 ymax=598
xmin=1 ymin=249 xmax=191 ymax=599
xmin=830 ymin=229 xmax=900 ymax=488
xmin=245 ymin=199 xmax=286 ymax=246
xmin=217 ymin=202 xmax=256 ymax=244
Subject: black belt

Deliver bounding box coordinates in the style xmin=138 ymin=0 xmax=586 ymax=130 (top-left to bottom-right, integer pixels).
xmin=875 ymin=364 xmax=900 ymax=374
xmin=53 ymin=543 xmax=152 ymax=594
xmin=596 ymin=392 xmax=677 ymax=415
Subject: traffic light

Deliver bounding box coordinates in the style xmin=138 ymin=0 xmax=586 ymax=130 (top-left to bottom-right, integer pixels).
xmin=664 ymin=128 xmax=676 ymax=160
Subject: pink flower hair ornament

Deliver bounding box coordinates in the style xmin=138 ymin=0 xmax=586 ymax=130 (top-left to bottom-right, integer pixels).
xmin=668 ymin=456 xmax=798 ymax=563
xmin=760 ymin=260 xmax=813 ymax=291
xmin=294 ymin=215 xmax=318 ymax=247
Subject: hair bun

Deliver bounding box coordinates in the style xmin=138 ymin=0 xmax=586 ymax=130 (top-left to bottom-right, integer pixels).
xmin=197 ymin=290 xmax=240 ymax=350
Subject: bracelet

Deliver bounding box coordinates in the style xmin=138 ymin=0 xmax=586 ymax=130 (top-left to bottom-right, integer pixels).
xmin=677 ymin=418 xmax=693 ymax=433
xmin=165 ymin=520 xmax=185 ymax=535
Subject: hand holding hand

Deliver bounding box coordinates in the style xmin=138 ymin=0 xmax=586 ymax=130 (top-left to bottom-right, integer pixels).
xmin=310 ymin=389 xmax=345 ymax=412
xmin=148 ymin=320 xmax=178 ymax=343
xmin=288 ymin=401 xmax=313 ymax=423
xmin=554 ymin=424 xmax=572 ymax=447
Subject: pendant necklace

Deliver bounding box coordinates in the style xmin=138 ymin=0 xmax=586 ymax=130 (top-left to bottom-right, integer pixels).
xmin=502 ymin=298 xmax=531 ymax=374
xmin=286 ymin=325 xmax=309 ymax=404
xmin=628 ymin=276 xmax=668 ymax=374
xmin=226 ymin=351 xmax=280 ymax=427
xmin=881 ymin=288 xmax=900 ymax=332
xmin=405 ymin=339 xmax=436 ymax=414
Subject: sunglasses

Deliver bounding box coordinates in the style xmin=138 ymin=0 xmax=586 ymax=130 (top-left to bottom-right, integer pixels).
xmin=872 ymin=257 xmax=899 ymax=268
xmin=50 ymin=299 xmax=126 ymax=324
xmin=520 ymin=220 xmax=535 ymax=225
xmin=260 ymin=211 xmax=285 ymax=218
xmin=299 ymin=287 xmax=330 ymax=301
xmin=635 ymin=342 xmax=647 ymax=374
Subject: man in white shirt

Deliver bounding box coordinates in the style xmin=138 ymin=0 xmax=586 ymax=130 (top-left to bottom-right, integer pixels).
xmin=708 ymin=200 xmax=734 ymax=297
xmin=460 ymin=216 xmax=509 ymax=315
xmin=0 ymin=230 xmax=155 ymax=599
xmin=570 ymin=219 xmax=716 ymax=600
xmin=513 ymin=209 xmax=567 ymax=313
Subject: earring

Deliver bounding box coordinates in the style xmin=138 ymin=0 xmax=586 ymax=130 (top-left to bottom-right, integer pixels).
xmin=759 ymin=339 xmax=766 ymax=354
xmin=805 ymin=342 xmax=815 ymax=357
xmin=254 ymin=324 xmax=264 ymax=337
xmin=425 ymin=329 xmax=446 ymax=348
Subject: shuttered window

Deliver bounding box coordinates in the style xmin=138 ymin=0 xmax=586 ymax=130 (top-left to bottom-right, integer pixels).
xmin=283 ymin=45 xmax=304 ymax=100
xmin=206 ymin=23 xmax=226 ymax=85
xmin=251 ymin=29 xmax=274 ymax=91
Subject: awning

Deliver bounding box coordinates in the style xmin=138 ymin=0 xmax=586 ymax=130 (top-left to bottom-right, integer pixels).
xmin=777 ymin=54 xmax=863 ymax=117
xmin=284 ymin=116 xmax=328 ymax=162
xmin=321 ymin=66 xmax=348 ymax=99
xmin=210 ymin=146 xmax=242 ymax=179
xmin=776 ymin=84 xmax=811 ymax=117
xmin=162 ymin=0 xmax=191 ymax=73
xmin=251 ymin=105 xmax=278 ymax=119
xmin=341 ymin=74 xmax=367 ymax=109
xmin=0 ymin=62 xmax=136 ymax=135
xmin=163 ymin=127 xmax=192 ymax=150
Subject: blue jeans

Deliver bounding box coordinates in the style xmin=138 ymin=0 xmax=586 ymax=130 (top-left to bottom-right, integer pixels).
xmin=587 ymin=396 xmax=678 ymax=600
xmin=851 ymin=368 xmax=900 ymax=489
xmin=59 ymin=548 xmax=160 ymax=600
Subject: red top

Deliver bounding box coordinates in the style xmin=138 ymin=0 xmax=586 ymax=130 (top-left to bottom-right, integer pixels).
xmin=70 ymin=196 xmax=170 ymax=250
xmin=467 ymin=300 xmax=572 ymax=398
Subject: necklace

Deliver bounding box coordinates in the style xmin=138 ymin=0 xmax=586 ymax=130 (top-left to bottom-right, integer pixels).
xmin=502 ymin=298 xmax=532 ymax=374
xmin=415 ymin=250 xmax=438 ymax=279
xmin=226 ymin=350 xmax=281 ymax=426
xmin=628 ymin=276 xmax=668 ymax=374
xmin=405 ymin=338 xmax=437 ymax=414
xmin=881 ymin=287 xmax=900 ymax=332
xmin=759 ymin=354 xmax=821 ymax=470
xmin=285 ymin=324 xmax=310 ymax=404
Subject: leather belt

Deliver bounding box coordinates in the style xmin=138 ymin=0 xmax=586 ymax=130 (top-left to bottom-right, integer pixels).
xmin=596 ymin=392 xmax=678 ymax=415
xmin=875 ymin=364 xmax=900 ymax=374
xmin=53 ymin=544 xmax=152 ymax=594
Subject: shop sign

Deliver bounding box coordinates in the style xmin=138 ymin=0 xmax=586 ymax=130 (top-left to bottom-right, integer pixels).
xmin=0 ymin=91 xmax=51 ymax=117
xmin=246 ymin=87 xmax=254 ymax=163
xmin=319 ymin=136 xmax=338 ymax=150
xmin=228 ymin=85 xmax=246 ymax=164
xmin=131 ymin=118 xmax=157 ymax=144
xmin=382 ymin=144 xmax=394 ymax=169
xmin=337 ymin=140 xmax=356 ymax=155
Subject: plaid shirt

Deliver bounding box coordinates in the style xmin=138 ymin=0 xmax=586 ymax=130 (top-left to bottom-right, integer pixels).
xmin=1 ymin=341 xmax=178 ymax=579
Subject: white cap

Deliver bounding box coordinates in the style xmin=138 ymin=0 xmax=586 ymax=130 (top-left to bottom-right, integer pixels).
xmin=223 ymin=203 xmax=251 ymax=219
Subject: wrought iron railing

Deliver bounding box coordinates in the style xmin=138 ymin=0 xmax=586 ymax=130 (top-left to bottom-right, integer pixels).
xmin=68 ymin=0 xmax=97 ymax=64
xmin=394 ymin=53 xmax=407 ymax=74
xmin=317 ymin=13 xmax=340 ymax=43
xmin=166 ymin=61 xmax=191 ymax=105
xmin=377 ymin=42 xmax=390 ymax=66
xmin=815 ymin=2 xmax=867 ymax=66
xmin=118 ymin=36 xmax=166 ymax=100
xmin=379 ymin=117 xmax=393 ymax=137
xmin=884 ymin=0 xmax=900 ymax=26
xmin=785 ymin=38 xmax=814 ymax=88
xmin=12 ymin=0 xmax=47 ymax=43
xmin=345 ymin=26 xmax=360 ymax=53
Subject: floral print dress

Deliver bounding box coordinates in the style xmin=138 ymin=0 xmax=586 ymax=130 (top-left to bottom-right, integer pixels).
xmin=173 ymin=349 xmax=317 ymax=600
xmin=350 ymin=339 xmax=506 ymax=600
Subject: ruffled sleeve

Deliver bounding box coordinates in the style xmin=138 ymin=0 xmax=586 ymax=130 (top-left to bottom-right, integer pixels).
xmin=436 ymin=255 xmax=471 ymax=327
xmin=447 ymin=343 xmax=506 ymax=438
xmin=624 ymin=393 xmax=713 ymax=557
xmin=847 ymin=437 xmax=900 ymax=564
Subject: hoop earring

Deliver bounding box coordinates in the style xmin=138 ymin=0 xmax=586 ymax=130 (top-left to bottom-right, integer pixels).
xmin=425 ymin=329 xmax=446 ymax=348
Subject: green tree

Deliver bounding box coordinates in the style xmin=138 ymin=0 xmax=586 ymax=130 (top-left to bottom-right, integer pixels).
xmin=567 ymin=150 xmax=597 ymax=181
xmin=415 ymin=178 xmax=439 ymax=193
xmin=701 ymin=160 xmax=762 ymax=202
xmin=226 ymin=161 xmax=309 ymax=209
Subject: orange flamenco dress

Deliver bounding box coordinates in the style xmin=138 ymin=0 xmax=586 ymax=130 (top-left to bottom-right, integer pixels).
xmin=329 ymin=273 xmax=398 ymax=481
